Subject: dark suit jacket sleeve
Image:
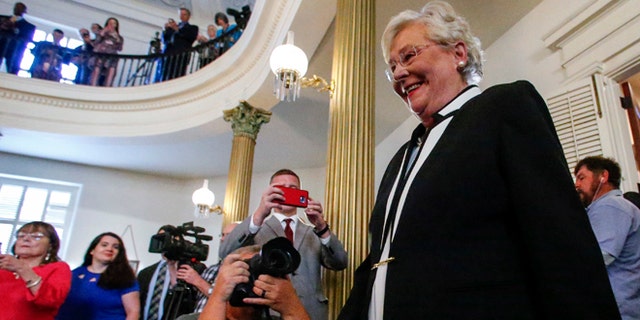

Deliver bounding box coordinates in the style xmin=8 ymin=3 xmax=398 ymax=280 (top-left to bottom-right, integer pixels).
xmin=16 ymin=20 xmax=35 ymax=41
xmin=218 ymin=216 xmax=255 ymax=259
xmin=319 ymin=231 xmax=348 ymax=270
xmin=494 ymin=81 xmax=619 ymax=317
xmin=337 ymin=255 xmax=371 ymax=320
xmin=181 ymin=24 xmax=198 ymax=45
xmin=162 ymin=28 xmax=174 ymax=43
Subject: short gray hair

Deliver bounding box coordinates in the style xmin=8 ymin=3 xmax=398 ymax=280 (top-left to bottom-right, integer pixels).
xmin=381 ymin=1 xmax=484 ymax=84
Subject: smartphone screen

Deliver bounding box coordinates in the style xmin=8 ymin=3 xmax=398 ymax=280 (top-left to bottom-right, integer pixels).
xmin=275 ymin=186 xmax=309 ymax=208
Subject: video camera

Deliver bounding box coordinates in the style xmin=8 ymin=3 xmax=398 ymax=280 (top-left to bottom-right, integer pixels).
xmin=148 ymin=221 xmax=212 ymax=265
xmin=226 ymin=5 xmax=251 ymax=30
xmin=229 ymin=237 xmax=301 ymax=307
xmin=149 ymin=31 xmax=162 ymax=54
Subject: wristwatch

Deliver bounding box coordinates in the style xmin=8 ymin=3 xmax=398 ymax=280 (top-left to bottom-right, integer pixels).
xmin=207 ymin=285 xmax=214 ymax=296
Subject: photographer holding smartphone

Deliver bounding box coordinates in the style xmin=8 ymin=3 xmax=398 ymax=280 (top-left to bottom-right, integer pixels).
xmin=219 ymin=169 xmax=348 ymax=320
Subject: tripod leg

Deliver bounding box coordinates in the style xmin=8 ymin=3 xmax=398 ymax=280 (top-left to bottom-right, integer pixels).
xmin=162 ymin=285 xmax=186 ymax=320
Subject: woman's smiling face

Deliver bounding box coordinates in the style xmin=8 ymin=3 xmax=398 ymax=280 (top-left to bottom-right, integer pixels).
xmin=90 ymin=235 xmax=120 ymax=264
xmin=388 ymin=22 xmax=468 ymax=127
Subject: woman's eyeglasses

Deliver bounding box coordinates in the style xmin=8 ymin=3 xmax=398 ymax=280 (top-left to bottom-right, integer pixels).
xmin=16 ymin=232 xmax=46 ymax=241
xmin=385 ymin=44 xmax=434 ymax=82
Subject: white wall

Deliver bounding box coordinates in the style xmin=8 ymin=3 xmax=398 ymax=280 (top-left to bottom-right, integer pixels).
xmin=480 ymin=0 xmax=585 ymax=96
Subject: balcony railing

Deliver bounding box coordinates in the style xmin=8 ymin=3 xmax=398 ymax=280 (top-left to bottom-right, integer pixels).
xmin=0 ymin=31 xmax=238 ymax=87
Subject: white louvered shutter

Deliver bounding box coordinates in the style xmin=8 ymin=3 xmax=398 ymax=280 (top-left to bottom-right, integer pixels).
xmin=547 ymin=78 xmax=603 ymax=172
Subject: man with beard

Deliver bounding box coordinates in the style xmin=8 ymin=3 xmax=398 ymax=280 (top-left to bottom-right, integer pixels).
xmin=574 ymin=155 xmax=640 ymax=319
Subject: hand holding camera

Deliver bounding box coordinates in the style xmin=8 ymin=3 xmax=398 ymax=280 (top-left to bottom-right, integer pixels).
xmin=229 ymin=237 xmax=301 ymax=307
xmin=245 ymin=274 xmax=305 ymax=316
xmin=165 ymin=18 xmax=178 ymax=30
xmin=209 ymin=253 xmax=251 ymax=304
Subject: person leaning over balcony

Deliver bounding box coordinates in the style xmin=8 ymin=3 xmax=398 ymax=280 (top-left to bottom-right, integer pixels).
xmin=56 ymin=232 xmax=140 ymax=320
xmin=90 ymin=17 xmax=123 ymax=87
xmin=213 ymin=12 xmax=242 ymax=55
xmin=195 ymin=24 xmax=219 ymax=69
xmin=71 ymin=28 xmax=94 ymax=85
xmin=161 ymin=7 xmax=198 ymax=81
xmin=0 ymin=221 xmax=72 ymax=320
xmin=90 ymin=23 xmax=102 ymax=39
xmin=0 ymin=2 xmax=36 ymax=75
xmin=30 ymin=28 xmax=67 ymax=82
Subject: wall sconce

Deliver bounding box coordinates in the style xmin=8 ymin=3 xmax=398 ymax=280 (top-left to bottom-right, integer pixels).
xmin=269 ymin=31 xmax=334 ymax=101
xmin=192 ymin=179 xmax=225 ymax=218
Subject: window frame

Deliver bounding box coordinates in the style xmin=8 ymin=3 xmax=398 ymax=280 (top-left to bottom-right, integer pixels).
xmin=0 ymin=173 xmax=81 ymax=259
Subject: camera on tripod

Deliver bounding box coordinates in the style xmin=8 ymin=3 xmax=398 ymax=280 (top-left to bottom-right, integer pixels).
xmin=148 ymin=221 xmax=212 ymax=266
xmin=148 ymin=222 xmax=212 ymax=320
xmin=229 ymin=237 xmax=301 ymax=307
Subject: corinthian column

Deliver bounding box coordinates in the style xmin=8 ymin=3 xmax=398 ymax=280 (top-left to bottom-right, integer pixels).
xmin=222 ymin=101 xmax=272 ymax=226
xmin=324 ymin=0 xmax=375 ymax=318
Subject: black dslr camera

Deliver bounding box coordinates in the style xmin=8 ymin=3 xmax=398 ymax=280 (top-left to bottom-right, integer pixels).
xmin=229 ymin=237 xmax=301 ymax=306
xmin=148 ymin=221 xmax=212 ymax=266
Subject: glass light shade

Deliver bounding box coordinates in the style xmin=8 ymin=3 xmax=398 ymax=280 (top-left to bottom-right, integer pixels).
xmin=269 ymin=31 xmax=308 ymax=101
xmin=192 ymin=179 xmax=215 ymax=206
xmin=269 ymin=44 xmax=308 ymax=78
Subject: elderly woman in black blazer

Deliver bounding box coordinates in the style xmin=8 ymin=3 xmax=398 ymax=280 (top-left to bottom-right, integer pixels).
xmin=338 ymin=1 xmax=620 ymax=319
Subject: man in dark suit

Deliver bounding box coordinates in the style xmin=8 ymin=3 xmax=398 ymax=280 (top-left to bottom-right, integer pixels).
xmin=219 ymin=169 xmax=348 ymax=320
xmin=161 ymin=7 xmax=198 ymax=81
xmin=0 ymin=2 xmax=35 ymax=74
xmin=338 ymin=2 xmax=620 ymax=319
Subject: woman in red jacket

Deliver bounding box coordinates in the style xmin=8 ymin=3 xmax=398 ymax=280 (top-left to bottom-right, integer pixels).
xmin=0 ymin=221 xmax=72 ymax=319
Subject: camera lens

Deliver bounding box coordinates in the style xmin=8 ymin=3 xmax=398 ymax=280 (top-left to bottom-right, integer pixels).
xmin=263 ymin=250 xmax=292 ymax=274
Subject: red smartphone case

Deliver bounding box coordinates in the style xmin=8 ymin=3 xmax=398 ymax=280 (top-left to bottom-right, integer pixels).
xmin=275 ymin=186 xmax=309 ymax=208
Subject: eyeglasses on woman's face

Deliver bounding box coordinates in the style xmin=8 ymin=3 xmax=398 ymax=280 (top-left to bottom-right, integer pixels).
xmin=16 ymin=232 xmax=46 ymax=241
xmin=385 ymin=43 xmax=434 ymax=82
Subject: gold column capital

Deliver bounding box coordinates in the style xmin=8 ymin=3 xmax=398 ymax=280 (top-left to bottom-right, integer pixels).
xmin=223 ymin=100 xmax=272 ymax=140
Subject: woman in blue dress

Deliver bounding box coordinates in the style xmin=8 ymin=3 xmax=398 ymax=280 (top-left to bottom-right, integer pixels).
xmin=56 ymin=232 xmax=140 ymax=320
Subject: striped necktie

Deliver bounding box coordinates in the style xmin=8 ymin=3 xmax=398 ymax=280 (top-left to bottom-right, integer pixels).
xmin=148 ymin=263 xmax=166 ymax=320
